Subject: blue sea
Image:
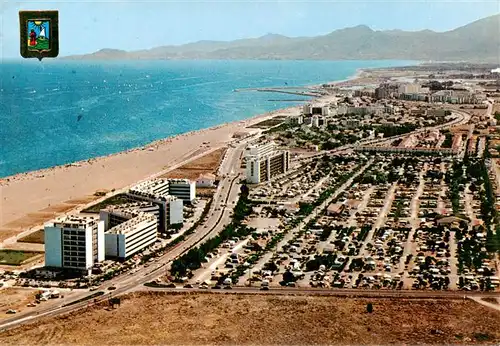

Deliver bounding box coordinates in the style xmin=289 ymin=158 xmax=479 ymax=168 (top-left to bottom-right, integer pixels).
xmin=0 ymin=60 xmax=414 ymax=177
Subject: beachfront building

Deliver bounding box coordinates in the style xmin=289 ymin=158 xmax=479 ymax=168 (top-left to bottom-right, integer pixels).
xmin=99 ymin=202 xmax=160 ymax=230
xmin=287 ymin=115 xmax=304 ymax=125
xmin=104 ymin=212 xmax=157 ymax=260
xmin=246 ymin=150 xmax=290 ymax=184
xmin=44 ymin=215 xmax=105 ymax=274
xmin=130 ymin=178 xmax=196 ymax=204
xmin=128 ymin=180 xmax=184 ymax=233
xmin=167 ymin=179 xmax=196 ymax=203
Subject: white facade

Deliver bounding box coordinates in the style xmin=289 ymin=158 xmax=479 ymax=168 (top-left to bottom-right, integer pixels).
xmin=128 ymin=179 xmax=187 ymax=231
xmin=245 ymin=141 xmax=276 ymax=159
xmin=311 ymin=115 xmax=327 ymax=128
xmin=288 ymin=115 xmax=304 ymax=125
xmin=130 ymin=179 xmax=170 ymax=196
xmin=168 ymin=198 xmax=184 ymax=225
xmin=100 ymin=202 xmax=159 ymax=230
xmin=312 ymin=115 xmax=320 ymax=128
xmin=196 ymin=173 xmax=216 ymax=188
xmin=104 ymin=212 xmax=157 ymax=260
xmin=168 ymin=179 xmax=196 ymax=203
xmin=44 ymin=215 xmax=104 ymax=272
xmin=246 ymin=151 xmax=290 ymax=184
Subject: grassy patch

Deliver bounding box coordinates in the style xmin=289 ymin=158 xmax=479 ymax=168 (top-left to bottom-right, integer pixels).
xmin=18 ymin=229 xmax=45 ymax=244
xmin=28 ymin=37 xmax=49 ymax=51
xmin=248 ymin=117 xmax=285 ymax=129
xmin=0 ymin=250 xmax=43 ymax=266
xmin=82 ymin=194 xmax=129 ymax=213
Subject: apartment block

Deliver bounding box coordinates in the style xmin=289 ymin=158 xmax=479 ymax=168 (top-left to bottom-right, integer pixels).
xmin=167 ymin=179 xmax=196 ymax=203
xmin=104 ymin=212 xmax=157 ymax=260
xmin=128 ymin=180 xmax=184 ymax=232
xmin=246 ymin=150 xmax=290 ymax=184
xmin=100 ymin=202 xmax=159 ymax=229
xmin=44 ymin=215 xmax=104 ymax=274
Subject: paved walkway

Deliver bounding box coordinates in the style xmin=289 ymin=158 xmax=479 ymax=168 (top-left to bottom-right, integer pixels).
xmin=469 ymin=296 xmax=500 ymax=312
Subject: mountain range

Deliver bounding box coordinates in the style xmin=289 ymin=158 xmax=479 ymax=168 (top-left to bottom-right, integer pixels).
xmin=65 ymin=14 xmax=500 ymax=62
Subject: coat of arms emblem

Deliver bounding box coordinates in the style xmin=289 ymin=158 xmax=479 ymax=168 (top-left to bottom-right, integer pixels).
xmin=19 ymin=11 xmax=59 ymax=60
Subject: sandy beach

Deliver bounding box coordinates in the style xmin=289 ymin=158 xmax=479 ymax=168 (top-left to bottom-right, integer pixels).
xmin=0 ymin=103 xmax=303 ymax=244
xmin=0 ymin=70 xmax=379 ymax=245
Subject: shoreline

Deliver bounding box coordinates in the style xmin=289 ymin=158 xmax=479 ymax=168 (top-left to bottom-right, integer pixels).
xmin=0 ymin=65 xmax=395 ymax=241
xmin=0 ymin=68 xmax=367 ymax=184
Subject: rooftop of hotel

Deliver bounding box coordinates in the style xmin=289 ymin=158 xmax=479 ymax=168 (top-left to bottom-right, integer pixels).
xmin=106 ymin=212 xmax=157 ymax=235
xmin=104 ymin=202 xmax=156 ymax=212
xmin=50 ymin=215 xmax=99 ymax=227
xmin=103 ymin=202 xmax=158 ymax=218
xmin=130 ymin=179 xmax=169 ymax=191
xmin=128 ymin=189 xmax=179 ymax=201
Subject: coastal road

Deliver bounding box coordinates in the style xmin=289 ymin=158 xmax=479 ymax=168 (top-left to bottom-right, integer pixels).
xmin=0 ymin=137 xmax=250 ymax=332
xmin=0 ymin=108 xmax=476 ymax=331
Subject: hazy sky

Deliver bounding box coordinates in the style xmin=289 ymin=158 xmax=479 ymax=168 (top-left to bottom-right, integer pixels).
xmin=2 ymin=0 xmax=499 ymax=58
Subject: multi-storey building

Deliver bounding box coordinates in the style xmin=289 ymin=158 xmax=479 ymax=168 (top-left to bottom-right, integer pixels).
xmin=311 ymin=115 xmax=328 ymax=128
xmin=130 ymin=178 xmax=196 ymax=204
xmin=430 ymin=90 xmax=477 ymax=104
xmin=128 ymin=180 xmax=184 ymax=232
xmin=375 ymin=83 xmax=399 ymax=100
xmin=245 ymin=141 xmax=277 ymax=158
xmin=246 ymin=150 xmax=290 ymax=184
xmin=167 ymin=179 xmax=196 ymax=203
xmin=44 ymin=215 xmax=104 ymax=274
xmin=99 ymin=202 xmax=160 ymax=230
xmin=104 ymin=212 xmax=157 ymax=260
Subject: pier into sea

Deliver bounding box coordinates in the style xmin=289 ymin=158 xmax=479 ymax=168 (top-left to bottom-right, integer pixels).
xmin=233 ymin=86 xmax=327 ymax=98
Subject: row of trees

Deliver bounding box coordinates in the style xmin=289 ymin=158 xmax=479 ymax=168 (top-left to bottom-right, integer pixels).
xmin=170 ymin=185 xmax=254 ymax=278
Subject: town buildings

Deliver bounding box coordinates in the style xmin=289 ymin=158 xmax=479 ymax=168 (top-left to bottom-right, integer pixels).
xmin=429 ymin=90 xmax=477 ymax=104
xmin=44 ymin=215 xmax=105 ymax=274
xmin=246 ymin=142 xmax=290 ymax=184
xmin=375 ymin=84 xmax=399 ymax=99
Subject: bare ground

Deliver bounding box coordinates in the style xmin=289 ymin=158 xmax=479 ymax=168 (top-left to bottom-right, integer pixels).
xmin=0 ymin=288 xmax=38 ymax=319
xmin=161 ymin=148 xmax=226 ymax=181
xmin=1 ymin=292 xmax=499 ymax=345
xmin=18 ymin=229 xmax=45 ymax=244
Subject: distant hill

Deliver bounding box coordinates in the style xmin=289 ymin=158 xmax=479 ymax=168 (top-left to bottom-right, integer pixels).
xmin=65 ymin=14 xmax=500 ymax=62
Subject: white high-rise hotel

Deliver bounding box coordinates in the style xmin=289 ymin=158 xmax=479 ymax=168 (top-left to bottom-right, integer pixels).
xmin=245 ymin=141 xmax=290 ymax=184
xmin=44 ymin=215 xmax=105 ymax=274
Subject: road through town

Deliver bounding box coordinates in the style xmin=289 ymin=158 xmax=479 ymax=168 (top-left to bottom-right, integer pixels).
xmin=0 ymin=109 xmax=478 ymax=332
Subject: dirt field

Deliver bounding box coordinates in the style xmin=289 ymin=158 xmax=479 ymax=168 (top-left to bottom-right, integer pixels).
xmin=1 ymin=292 xmax=499 ymax=345
xmin=0 ymin=288 xmax=38 ymax=319
xmin=18 ymin=229 xmax=44 ymax=244
xmin=161 ymin=147 xmax=226 ymax=181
